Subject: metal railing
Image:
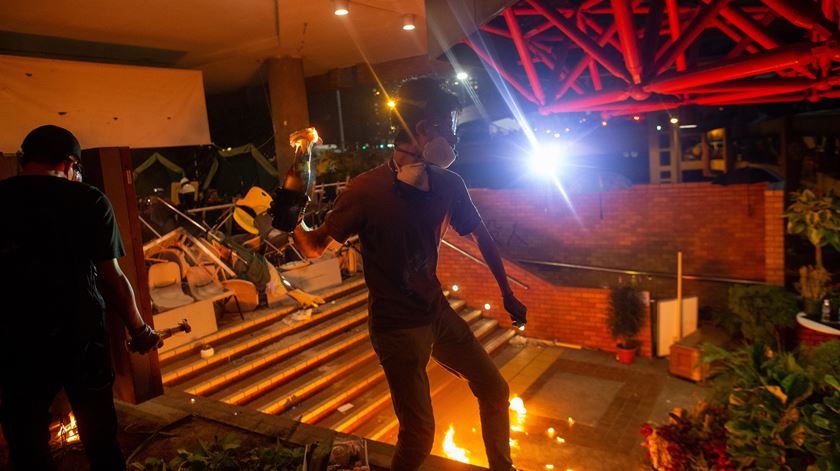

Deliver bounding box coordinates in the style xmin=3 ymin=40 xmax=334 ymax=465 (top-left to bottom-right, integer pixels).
xmin=518 ymin=258 xmax=768 ymax=285
xmin=440 ymin=239 xmax=530 ymax=290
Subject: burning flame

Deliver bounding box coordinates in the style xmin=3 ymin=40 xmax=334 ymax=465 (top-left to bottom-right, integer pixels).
xmin=443 ymin=424 xmax=470 ymax=464
xmin=509 ymin=396 xmax=527 ymax=432
xmin=57 ymin=413 xmax=80 ymax=444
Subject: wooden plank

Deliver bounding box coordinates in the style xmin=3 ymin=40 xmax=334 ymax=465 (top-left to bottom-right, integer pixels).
xmin=82 ymin=147 xmax=162 ymax=403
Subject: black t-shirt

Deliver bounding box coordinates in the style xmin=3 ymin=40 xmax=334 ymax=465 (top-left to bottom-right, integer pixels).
xmin=325 ymin=163 xmax=482 ymax=330
xmin=0 ymin=175 xmax=125 ymax=361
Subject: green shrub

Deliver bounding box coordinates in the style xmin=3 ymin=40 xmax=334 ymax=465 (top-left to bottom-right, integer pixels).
xmin=130 ymin=435 xmax=304 ymax=471
xmin=802 ymin=375 xmax=840 ymax=469
xmin=804 ymin=340 xmax=840 ymax=390
xmin=728 ymin=285 xmax=798 ymax=352
xmin=607 ymin=286 xmax=645 ymax=348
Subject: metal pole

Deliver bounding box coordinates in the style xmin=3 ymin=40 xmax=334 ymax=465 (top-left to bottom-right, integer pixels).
xmin=676 ymin=251 xmax=683 ymax=340
xmin=336 ymin=89 xmax=346 ymax=151
xmin=505 ymin=8 xmax=546 ymax=104
xmin=611 ymin=0 xmax=643 ymax=83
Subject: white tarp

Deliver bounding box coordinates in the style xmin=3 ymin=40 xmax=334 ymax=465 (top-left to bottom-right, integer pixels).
xmin=0 ymin=55 xmax=210 ymax=152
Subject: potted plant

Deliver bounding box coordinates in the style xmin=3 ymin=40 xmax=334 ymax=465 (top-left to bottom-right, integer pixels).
xmin=608 ymin=285 xmax=646 ymax=364
xmin=785 ymin=189 xmax=840 ymax=316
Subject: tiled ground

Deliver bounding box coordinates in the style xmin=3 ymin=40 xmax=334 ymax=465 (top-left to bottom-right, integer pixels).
xmin=426 ymin=343 xmax=707 ymax=471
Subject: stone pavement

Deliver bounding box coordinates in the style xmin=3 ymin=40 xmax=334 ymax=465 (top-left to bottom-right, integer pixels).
xmin=425 ymin=343 xmax=707 ymax=471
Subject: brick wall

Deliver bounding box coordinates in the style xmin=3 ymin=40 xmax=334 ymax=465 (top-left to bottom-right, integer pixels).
xmin=469 ymin=182 xmax=777 ymax=281
xmin=436 ymin=182 xmax=785 ymax=357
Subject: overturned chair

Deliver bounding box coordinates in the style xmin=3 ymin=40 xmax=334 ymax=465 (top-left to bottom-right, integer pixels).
xmin=148 ymin=261 xmax=194 ymax=311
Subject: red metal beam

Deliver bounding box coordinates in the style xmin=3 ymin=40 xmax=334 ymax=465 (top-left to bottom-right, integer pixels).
xmin=655 ymin=0 xmax=732 ymax=75
xmin=540 ymin=88 xmax=631 ymax=114
xmin=524 ymin=21 xmax=554 ymax=39
xmin=761 ymin=0 xmax=835 ymax=38
xmin=528 ymin=43 xmax=555 ymax=70
xmin=463 ymin=38 xmax=538 ymax=104
xmin=673 ymin=77 xmax=815 ymax=94
xmin=526 ymin=0 xmax=630 ymax=82
xmin=504 ymin=8 xmax=546 ymax=104
xmin=611 ymin=0 xmax=643 ymax=83
xmin=665 ymin=0 xmax=687 ymax=71
xmin=714 ymin=19 xmax=760 ymax=56
xmin=589 ymin=61 xmax=603 ymax=90
xmin=722 ymin=12 xmax=774 ymax=59
xmin=717 ymin=3 xmax=781 ymax=50
xmin=555 ymin=21 xmax=619 ymax=99
xmin=648 ymin=41 xmax=832 ymax=93
xmin=581 ymin=14 xmax=623 ymax=52
xmin=480 ymin=25 xmax=553 ymax=54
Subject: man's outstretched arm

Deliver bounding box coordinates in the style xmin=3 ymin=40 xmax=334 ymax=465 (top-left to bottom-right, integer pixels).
xmin=97 ymin=258 xmax=160 ymax=353
xmin=470 ymin=221 xmax=527 ymax=326
xmin=293 ymin=224 xmax=335 ymax=259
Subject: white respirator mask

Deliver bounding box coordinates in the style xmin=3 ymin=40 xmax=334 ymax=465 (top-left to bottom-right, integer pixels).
xmin=422 ymin=136 xmax=457 ymax=169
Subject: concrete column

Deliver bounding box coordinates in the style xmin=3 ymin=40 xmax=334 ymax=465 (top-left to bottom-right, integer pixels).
xmin=267 ymin=57 xmax=310 ymax=177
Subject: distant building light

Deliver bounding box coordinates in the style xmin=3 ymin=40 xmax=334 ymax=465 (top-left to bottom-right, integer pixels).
xmin=456 ymin=71 xmax=469 ymax=80
xmin=601 ymin=120 xmax=608 ymax=126
xmin=656 ymin=125 xmax=662 ymax=131
xmin=669 ymin=117 xmax=679 ymax=124
xmin=679 ymin=124 xmax=698 ymax=129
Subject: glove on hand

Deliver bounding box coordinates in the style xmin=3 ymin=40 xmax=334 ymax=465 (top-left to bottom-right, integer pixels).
xmin=503 ymin=292 xmax=527 ymax=329
xmin=129 ymin=324 xmax=162 ymax=354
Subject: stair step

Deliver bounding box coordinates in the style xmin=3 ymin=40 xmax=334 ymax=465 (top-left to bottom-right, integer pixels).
xmin=305 ymin=317 xmax=501 ymax=433
xmin=176 ymin=308 xmax=369 ymax=396
xmin=360 ymin=326 xmax=517 ymax=442
xmin=210 ymin=325 xmax=371 ymax=405
xmin=250 ymin=342 xmax=379 ymax=415
xmin=158 ymin=277 xmax=367 ymax=365
xmin=161 ymin=293 xmax=368 ymax=385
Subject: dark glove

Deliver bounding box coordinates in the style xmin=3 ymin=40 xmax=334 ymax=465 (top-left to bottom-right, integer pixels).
xmin=128 ymin=324 xmax=162 ymax=354
xmin=503 ymin=292 xmax=527 ymax=329
xmin=270 ymin=188 xmax=310 ymax=232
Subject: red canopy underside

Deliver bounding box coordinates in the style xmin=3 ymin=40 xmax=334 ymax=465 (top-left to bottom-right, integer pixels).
xmin=463 ymin=0 xmax=840 ymax=116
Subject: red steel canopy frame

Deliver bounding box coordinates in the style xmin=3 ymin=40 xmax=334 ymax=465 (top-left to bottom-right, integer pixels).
xmin=462 ymin=0 xmax=840 ymax=116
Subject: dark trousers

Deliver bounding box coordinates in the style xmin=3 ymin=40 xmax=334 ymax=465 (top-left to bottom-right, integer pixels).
xmin=0 ymin=364 xmax=125 ymax=470
xmin=369 ymin=308 xmax=512 ymax=471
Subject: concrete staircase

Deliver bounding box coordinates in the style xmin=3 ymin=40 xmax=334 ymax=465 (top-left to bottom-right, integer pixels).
xmin=160 ymin=275 xmax=518 ymax=443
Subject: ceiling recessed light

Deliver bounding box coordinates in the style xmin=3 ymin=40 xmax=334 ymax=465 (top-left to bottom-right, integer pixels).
xmin=334 ymin=0 xmax=349 ymax=16
xmin=402 ymin=14 xmax=416 ymax=30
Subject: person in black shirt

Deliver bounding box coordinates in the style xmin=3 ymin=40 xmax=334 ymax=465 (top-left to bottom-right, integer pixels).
xmin=0 ymin=125 xmax=161 ymax=471
xmin=293 ymin=79 xmax=526 ymax=471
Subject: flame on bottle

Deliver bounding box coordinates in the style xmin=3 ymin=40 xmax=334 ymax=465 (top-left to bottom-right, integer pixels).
xmin=57 ymin=413 xmax=80 ymax=444
xmin=509 ymin=395 xmax=527 ymax=432
xmin=443 ymin=424 xmax=470 ymax=464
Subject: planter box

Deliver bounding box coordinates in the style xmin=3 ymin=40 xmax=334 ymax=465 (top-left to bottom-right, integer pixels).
xmin=668 ymin=325 xmax=728 ymax=382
